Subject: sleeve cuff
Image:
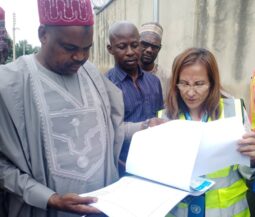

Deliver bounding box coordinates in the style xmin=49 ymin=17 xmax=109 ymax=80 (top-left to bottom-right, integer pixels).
xmin=124 ymin=122 xmax=143 ymax=140
xmin=23 ymin=181 xmax=55 ymax=210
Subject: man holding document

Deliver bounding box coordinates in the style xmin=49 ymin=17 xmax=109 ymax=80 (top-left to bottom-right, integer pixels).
xmin=0 ymin=0 xmax=154 ymax=216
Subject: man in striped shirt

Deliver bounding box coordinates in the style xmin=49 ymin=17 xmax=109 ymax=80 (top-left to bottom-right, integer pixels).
xmin=106 ymin=21 xmax=164 ymax=176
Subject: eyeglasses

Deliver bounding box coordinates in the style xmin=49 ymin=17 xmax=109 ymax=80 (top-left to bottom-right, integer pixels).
xmin=140 ymin=41 xmax=161 ymax=51
xmin=176 ymin=83 xmax=210 ymax=93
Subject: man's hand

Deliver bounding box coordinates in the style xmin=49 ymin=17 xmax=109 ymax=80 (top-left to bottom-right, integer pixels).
xmin=141 ymin=118 xmax=166 ymax=130
xmin=48 ymin=193 xmax=101 ymax=215
xmin=238 ymin=131 xmax=255 ymax=160
xmin=148 ymin=117 xmax=167 ymax=127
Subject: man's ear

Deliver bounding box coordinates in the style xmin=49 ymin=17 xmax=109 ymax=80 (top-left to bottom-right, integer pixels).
xmin=107 ymin=44 xmax=114 ymax=55
xmin=38 ymin=25 xmax=48 ymax=45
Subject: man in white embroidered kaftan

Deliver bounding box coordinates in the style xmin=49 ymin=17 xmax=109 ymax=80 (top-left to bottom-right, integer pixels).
xmin=0 ymin=0 xmax=127 ymax=216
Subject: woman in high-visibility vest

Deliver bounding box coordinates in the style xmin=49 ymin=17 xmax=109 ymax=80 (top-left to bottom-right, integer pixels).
xmin=161 ymin=48 xmax=255 ymax=217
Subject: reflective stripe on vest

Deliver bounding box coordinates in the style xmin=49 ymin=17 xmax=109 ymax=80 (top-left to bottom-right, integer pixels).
xmin=162 ymin=98 xmax=249 ymax=217
xmin=206 ymin=178 xmax=247 ymax=209
xmin=206 ymin=200 xmax=249 ymax=217
xmin=220 ymin=98 xmax=244 ymax=124
xmin=207 ymin=166 xmax=243 ymax=191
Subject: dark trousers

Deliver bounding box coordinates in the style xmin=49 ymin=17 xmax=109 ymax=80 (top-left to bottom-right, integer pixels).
xmin=0 ymin=189 xmax=7 ymax=217
xmin=246 ymin=180 xmax=255 ymax=217
xmin=247 ymin=190 xmax=255 ymax=217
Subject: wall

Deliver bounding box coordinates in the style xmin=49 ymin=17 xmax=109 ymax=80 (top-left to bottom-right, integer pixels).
xmin=91 ymin=0 xmax=255 ymax=106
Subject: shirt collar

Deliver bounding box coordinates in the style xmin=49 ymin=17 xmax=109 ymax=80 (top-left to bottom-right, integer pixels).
xmin=115 ymin=65 xmax=144 ymax=82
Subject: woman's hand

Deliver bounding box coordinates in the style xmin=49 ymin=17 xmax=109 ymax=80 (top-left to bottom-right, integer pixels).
xmin=238 ymin=131 xmax=255 ymax=160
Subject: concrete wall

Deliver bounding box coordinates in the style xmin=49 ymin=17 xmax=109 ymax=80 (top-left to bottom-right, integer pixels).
xmin=92 ymin=0 xmax=154 ymax=72
xmin=91 ymin=0 xmax=255 ymax=106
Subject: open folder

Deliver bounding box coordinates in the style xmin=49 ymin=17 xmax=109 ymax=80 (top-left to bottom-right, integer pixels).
xmin=80 ymin=117 xmax=249 ymax=217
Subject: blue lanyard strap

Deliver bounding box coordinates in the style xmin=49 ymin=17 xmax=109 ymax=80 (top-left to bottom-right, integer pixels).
xmin=184 ymin=111 xmax=208 ymax=122
xmin=184 ymin=112 xmax=192 ymax=120
xmin=188 ymin=195 xmax=205 ymax=217
xmin=184 ymin=111 xmax=206 ymax=217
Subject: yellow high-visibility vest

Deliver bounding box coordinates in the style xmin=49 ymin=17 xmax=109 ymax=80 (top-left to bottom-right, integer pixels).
xmin=159 ymin=98 xmax=249 ymax=217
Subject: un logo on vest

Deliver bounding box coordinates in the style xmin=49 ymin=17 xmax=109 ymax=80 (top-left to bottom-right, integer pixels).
xmin=190 ymin=204 xmax=201 ymax=214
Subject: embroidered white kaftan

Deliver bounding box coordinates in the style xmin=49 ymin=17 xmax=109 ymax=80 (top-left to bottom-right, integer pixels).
xmin=0 ymin=55 xmax=125 ymax=217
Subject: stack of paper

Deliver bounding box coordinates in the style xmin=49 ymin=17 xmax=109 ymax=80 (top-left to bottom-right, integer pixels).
xmin=81 ymin=117 xmax=249 ymax=217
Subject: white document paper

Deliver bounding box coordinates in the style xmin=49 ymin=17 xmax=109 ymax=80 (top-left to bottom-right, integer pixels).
xmin=192 ymin=117 xmax=249 ymax=177
xmin=81 ymin=176 xmax=189 ymax=217
xmin=80 ymin=117 xmax=249 ymax=217
xmin=126 ymin=119 xmax=204 ymax=191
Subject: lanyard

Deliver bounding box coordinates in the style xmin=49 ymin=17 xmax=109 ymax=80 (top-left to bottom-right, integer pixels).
xmin=184 ymin=111 xmax=208 ymax=123
xmin=188 ymin=195 xmax=205 ymax=217
xmin=184 ymin=111 xmax=206 ymax=217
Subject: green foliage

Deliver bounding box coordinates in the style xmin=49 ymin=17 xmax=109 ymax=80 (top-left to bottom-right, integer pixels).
xmin=15 ymin=40 xmax=40 ymax=58
xmin=6 ymin=39 xmax=40 ymax=63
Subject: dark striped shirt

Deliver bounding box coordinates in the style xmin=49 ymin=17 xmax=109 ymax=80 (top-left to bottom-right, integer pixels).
xmin=106 ymin=65 xmax=164 ymax=122
xmin=106 ymin=65 xmax=164 ymax=164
